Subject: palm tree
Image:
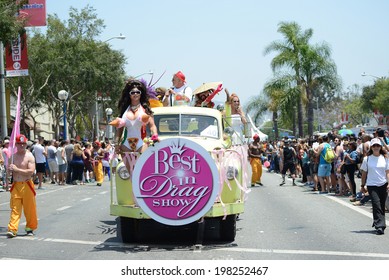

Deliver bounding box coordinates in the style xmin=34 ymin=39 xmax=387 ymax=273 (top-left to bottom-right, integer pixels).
xmin=300 ymin=43 xmax=341 ymax=135
xmin=264 ymin=21 xmax=313 ymax=137
xmin=245 ymin=75 xmax=299 ymax=140
xmin=264 ymin=21 xmax=342 ymax=137
xmin=265 ymin=76 xmax=300 ymax=138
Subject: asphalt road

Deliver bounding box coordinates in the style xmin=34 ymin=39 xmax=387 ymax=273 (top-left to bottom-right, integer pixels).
xmin=1 ymin=171 xmax=389 ymax=261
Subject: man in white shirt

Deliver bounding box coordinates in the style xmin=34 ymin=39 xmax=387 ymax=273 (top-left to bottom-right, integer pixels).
xmin=162 ymin=71 xmax=193 ymax=106
xmin=33 ymin=137 xmax=46 ymax=189
xmin=46 ymin=140 xmax=58 ymax=184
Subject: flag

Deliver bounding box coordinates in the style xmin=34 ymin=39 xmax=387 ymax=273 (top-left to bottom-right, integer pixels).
xmin=5 ymin=33 xmax=29 ymax=77
xmin=5 ymin=87 xmax=22 ymax=161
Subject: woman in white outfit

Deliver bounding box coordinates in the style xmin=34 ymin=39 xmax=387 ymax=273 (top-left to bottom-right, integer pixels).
xmin=360 ymin=138 xmax=389 ymax=235
xmin=115 ymin=79 xmax=158 ymax=153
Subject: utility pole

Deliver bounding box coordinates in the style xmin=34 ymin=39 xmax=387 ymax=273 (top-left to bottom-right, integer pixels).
xmin=0 ymin=41 xmax=7 ymax=139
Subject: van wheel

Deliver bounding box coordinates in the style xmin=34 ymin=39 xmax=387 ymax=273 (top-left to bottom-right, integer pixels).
xmin=219 ymin=214 xmax=236 ymax=242
xmin=117 ymin=217 xmax=139 ymax=243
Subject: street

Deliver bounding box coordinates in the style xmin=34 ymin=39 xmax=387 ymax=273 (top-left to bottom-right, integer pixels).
xmin=1 ymin=170 xmax=389 ymax=260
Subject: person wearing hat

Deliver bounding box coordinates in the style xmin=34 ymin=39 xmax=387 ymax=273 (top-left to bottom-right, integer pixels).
xmin=193 ymin=89 xmax=215 ymax=108
xmin=359 ymin=138 xmax=389 ymax=235
xmin=6 ymin=134 xmax=38 ymax=238
xmin=162 ymin=71 xmax=193 ymax=106
xmin=279 ymin=139 xmax=297 ymax=186
xmin=92 ymin=141 xmax=104 ymax=186
xmin=248 ymin=134 xmax=264 ymax=186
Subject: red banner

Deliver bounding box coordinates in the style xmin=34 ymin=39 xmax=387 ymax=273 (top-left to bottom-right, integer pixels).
xmin=5 ymin=33 xmax=29 ymax=77
xmin=18 ymin=0 xmax=46 ymax=27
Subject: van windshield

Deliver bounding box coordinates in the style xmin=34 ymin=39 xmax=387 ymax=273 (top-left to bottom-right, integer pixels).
xmin=154 ymin=114 xmax=219 ymax=139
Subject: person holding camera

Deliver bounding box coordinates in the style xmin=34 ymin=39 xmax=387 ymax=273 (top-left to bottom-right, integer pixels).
xmin=376 ymin=128 xmax=389 ymax=153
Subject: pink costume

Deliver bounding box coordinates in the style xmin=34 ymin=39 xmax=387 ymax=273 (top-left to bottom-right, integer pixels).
xmin=122 ymin=105 xmax=147 ymax=151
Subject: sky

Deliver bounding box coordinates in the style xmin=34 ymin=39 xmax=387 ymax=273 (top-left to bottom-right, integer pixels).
xmin=44 ymin=0 xmax=389 ymax=107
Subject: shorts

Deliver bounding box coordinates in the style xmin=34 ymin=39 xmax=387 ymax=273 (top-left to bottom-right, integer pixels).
xmin=318 ymin=163 xmax=331 ymax=177
xmin=58 ymin=163 xmax=67 ymax=173
xmin=303 ymin=163 xmax=311 ymax=176
xmin=48 ymin=160 xmax=59 ymax=173
xmin=36 ymin=163 xmax=46 ymax=173
xmin=84 ymin=162 xmax=93 ymax=172
xmin=282 ymin=161 xmax=296 ymax=175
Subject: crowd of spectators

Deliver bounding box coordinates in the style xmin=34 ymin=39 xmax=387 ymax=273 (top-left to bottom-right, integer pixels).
xmin=256 ymin=127 xmax=389 ymax=209
xmin=0 ymin=137 xmax=115 ymax=191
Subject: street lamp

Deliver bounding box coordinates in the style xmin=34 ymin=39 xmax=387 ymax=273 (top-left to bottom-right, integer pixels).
xmin=105 ymin=107 xmax=113 ymax=140
xmin=58 ymin=90 xmax=69 ymax=140
xmin=104 ymin=34 xmax=126 ymax=43
xmin=95 ymin=35 xmax=126 ymax=141
xmin=361 ymin=72 xmax=381 ymax=80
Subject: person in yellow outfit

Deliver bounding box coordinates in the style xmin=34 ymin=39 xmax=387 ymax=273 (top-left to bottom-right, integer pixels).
xmin=7 ymin=134 xmax=38 ymax=238
xmin=92 ymin=141 xmax=104 ymax=186
xmin=249 ymin=134 xmax=264 ymax=187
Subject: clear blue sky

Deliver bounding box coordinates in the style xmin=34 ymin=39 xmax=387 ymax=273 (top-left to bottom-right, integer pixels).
xmin=45 ymin=0 xmax=389 ymax=106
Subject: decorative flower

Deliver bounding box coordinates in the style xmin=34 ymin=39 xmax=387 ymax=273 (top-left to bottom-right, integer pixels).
xmin=143 ymin=134 xmax=160 ymax=146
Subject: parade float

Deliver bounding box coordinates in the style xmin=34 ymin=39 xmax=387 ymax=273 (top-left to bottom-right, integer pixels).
xmin=110 ymin=84 xmax=252 ymax=243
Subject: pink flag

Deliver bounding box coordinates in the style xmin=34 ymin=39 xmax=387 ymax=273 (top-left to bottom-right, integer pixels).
xmin=5 ymin=86 xmax=22 ymax=160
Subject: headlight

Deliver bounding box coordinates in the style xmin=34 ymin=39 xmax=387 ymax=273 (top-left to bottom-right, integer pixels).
xmin=117 ymin=165 xmax=130 ymax=180
xmin=226 ymin=166 xmax=238 ymax=180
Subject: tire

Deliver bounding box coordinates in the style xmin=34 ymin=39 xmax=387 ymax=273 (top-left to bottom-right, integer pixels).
xmin=117 ymin=217 xmax=139 ymax=243
xmin=219 ymin=214 xmax=236 ymax=242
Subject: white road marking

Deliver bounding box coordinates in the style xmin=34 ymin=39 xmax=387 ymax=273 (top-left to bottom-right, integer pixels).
xmin=44 ymin=238 xmax=100 ymax=245
xmin=56 ymin=206 xmax=71 ymax=211
xmin=80 ymin=197 xmax=92 ymax=201
xmin=214 ymin=247 xmax=389 ymax=259
xmin=99 ymin=191 xmax=108 ymax=195
xmin=1 ymin=236 xmax=388 ymax=259
xmin=325 ymin=195 xmax=389 ymax=224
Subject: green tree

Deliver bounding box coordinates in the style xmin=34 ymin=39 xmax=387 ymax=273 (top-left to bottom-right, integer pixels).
xmin=7 ymin=5 xmax=127 ymax=139
xmin=0 ymin=0 xmax=27 ymax=41
xmin=358 ymin=77 xmax=389 ymax=125
xmin=372 ymin=78 xmax=389 ymax=115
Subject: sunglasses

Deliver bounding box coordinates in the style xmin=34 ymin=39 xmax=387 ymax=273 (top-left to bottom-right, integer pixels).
xmin=129 ymin=90 xmax=141 ymax=95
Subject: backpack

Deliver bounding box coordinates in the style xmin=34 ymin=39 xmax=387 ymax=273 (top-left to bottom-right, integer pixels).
xmin=322 ymin=144 xmax=335 ymax=163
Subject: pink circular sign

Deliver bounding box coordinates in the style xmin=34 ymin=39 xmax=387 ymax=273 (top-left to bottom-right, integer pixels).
xmin=132 ymin=138 xmax=219 ymax=226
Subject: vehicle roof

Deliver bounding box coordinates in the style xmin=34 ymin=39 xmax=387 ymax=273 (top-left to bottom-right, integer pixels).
xmin=153 ymin=106 xmax=222 ymax=118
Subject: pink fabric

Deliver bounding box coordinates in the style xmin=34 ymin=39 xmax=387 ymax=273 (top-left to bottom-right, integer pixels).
xmin=6 ymin=87 xmax=21 ymax=160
